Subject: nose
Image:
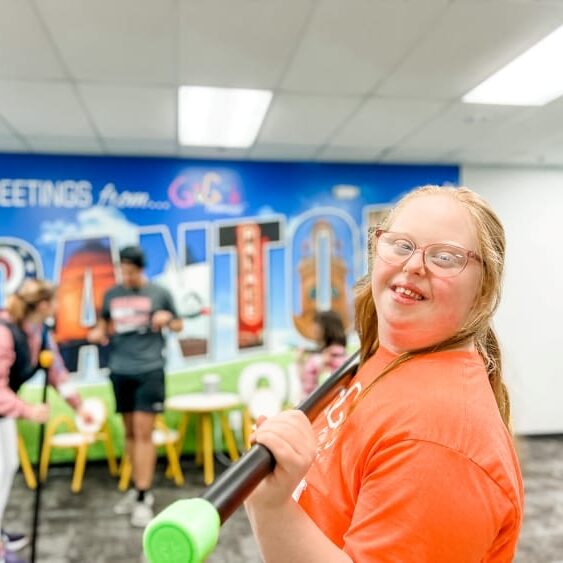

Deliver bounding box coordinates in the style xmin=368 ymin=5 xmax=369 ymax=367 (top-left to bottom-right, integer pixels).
xmin=402 ymin=248 xmax=426 ymax=275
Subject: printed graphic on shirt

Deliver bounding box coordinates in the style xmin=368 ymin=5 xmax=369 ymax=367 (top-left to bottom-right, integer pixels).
xmin=316 ymin=381 xmax=362 ymax=459
xmin=294 ymin=380 xmax=363 ymax=502
xmin=292 ymin=478 xmax=308 ymax=501
xmin=110 ymin=296 xmax=151 ymax=334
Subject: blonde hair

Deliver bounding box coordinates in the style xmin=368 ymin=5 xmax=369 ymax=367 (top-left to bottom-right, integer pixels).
xmin=355 ymin=185 xmax=511 ymax=429
xmin=5 ymin=278 xmax=56 ymax=325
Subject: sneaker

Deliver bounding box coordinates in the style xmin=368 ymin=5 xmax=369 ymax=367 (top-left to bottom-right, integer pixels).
xmin=0 ymin=531 xmax=28 ymax=553
xmin=113 ymin=489 xmax=139 ymax=515
xmin=130 ymin=494 xmax=155 ymax=528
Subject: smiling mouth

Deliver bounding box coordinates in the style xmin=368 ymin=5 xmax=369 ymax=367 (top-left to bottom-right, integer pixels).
xmin=392 ymin=285 xmax=424 ymax=301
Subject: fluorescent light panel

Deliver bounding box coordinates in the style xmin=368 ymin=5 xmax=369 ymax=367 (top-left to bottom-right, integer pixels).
xmin=178 ymin=86 xmax=272 ymax=148
xmin=463 ymin=24 xmax=563 ymax=106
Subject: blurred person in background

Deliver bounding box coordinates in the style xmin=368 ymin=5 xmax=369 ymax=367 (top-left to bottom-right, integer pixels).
xmin=298 ymin=310 xmax=347 ymax=396
xmin=0 ymin=279 xmax=86 ymax=563
xmin=88 ymin=246 xmax=182 ymax=528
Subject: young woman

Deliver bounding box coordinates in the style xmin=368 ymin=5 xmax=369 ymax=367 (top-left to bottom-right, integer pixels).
xmin=0 ymin=279 xmax=84 ymax=563
xmin=246 ymin=186 xmax=524 ymax=562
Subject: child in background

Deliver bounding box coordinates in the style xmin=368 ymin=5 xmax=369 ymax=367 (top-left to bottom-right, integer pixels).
xmin=299 ymin=310 xmax=347 ymax=396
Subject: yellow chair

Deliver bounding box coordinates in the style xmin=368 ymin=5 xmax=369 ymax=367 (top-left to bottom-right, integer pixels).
xmin=39 ymin=398 xmax=118 ymax=493
xmin=17 ymin=432 xmax=37 ymax=489
xmin=117 ymin=415 xmax=185 ymax=491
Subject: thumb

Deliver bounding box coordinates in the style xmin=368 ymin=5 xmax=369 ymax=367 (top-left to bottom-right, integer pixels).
xmin=255 ymin=415 xmax=268 ymax=428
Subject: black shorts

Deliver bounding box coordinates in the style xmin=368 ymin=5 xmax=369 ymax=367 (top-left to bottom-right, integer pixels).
xmin=110 ymin=369 xmax=165 ymax=413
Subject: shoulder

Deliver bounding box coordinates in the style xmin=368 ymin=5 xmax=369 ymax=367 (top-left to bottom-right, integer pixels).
xmin=147 ymin=282 xmax=171 ymax=295
xmin=352 ymin=351 xmax=491 ymax=447
xmin=104 ymin=285 xmax=124 ymax=298
xmin=0 ymin=321 xmax=15 ymax=343
xmin=147 ymin=283 xmax=175 ymax=304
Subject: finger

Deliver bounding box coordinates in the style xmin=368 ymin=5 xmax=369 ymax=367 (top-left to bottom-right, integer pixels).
xmin=255 ymin=417 xmax=315 ymax=462
xmin=255 ymin=415 xmax=268 ymax=428
xmin=255 ymin=429 xmax=315 ymax=474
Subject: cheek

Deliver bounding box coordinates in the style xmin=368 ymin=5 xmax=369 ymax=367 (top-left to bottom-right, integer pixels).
xmin=370 ymin=261 xmax=391 ymax=303
xmin=433 ymin=277 xmax=479 ymax=324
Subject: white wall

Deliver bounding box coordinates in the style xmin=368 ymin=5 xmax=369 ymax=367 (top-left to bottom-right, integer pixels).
xmin=462 ymin=166 xmax=563 ymax=435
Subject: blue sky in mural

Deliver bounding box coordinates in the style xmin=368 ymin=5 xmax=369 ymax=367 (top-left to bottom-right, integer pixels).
xmin=0 ymin=152 xmax=458 ymax=367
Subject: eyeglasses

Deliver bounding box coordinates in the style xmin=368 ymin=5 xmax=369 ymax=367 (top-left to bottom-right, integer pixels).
xmin=374 ymin=229 xmax=481 ymax=278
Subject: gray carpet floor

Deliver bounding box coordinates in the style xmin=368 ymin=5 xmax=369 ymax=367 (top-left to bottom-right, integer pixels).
xmin=4 ymin=435 xmax=562 ymax=562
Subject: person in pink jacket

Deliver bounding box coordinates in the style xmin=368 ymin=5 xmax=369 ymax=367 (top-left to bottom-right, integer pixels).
xmin=299 ymin=310 xmax=347 ymax=396
xmin=0 ymin=279 xmax=85 ymax=563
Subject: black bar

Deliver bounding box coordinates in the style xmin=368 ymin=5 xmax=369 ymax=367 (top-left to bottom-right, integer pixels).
xmin=30 ymin=373 xmax=49 ymax=563
xmin=203 ymin=350 xmax=361 ymax=523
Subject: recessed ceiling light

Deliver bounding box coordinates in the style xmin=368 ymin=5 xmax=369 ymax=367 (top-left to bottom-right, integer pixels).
xmin=178 ymin=86 xmax=273 ymax=148
xmin=463 ymin=24 xmax=563 ymax=106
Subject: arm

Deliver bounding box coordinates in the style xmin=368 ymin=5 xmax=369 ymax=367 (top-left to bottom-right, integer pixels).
xmin=87 ymin=317 xmax=110 ymax=346
xmin=87 ymin=290 xmax=112 ymax=344
xmin=151 ymin=287 xmax=183 ymax=332
xmin=43 ymin=331 xmax=82 ymax=411
xmin=0 ymin=325 xmax=48 ymax=422
xmin=244 ymin=411 xmax=353 ymax=563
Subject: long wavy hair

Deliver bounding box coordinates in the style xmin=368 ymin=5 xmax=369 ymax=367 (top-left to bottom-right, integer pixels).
xmin=354 ymin=185 xmax=511 ymax=429
xmin=4 ymin=278 xmax=56 ymax=326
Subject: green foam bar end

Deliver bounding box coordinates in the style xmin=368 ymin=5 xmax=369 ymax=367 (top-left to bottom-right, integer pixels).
xmin=143 ymin=498 xmax=220 ymax=563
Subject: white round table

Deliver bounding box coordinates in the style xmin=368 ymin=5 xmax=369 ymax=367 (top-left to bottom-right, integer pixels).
xmin=165 ymin=392 xmax=244 ymax=485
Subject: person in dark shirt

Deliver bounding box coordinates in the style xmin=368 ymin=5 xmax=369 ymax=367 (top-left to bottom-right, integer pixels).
xmin=88 ymin=246 xmax=182 ymax=528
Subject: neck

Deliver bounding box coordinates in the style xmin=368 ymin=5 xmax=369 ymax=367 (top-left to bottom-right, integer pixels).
xmin=379 ymin=331 xmax=476 ymax=355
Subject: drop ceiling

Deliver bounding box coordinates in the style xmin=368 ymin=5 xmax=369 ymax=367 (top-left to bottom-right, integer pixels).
xmin=2 ymin=0 xmax=563 ymax=166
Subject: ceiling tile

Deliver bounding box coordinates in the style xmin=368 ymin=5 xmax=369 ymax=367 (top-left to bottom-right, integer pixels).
xmin=248 ymin=142 xmax=317 ymax=161
xmin=396 ymin=102 xmax=522 ymax=153
xmin=379 ymin=147 xmax=457 ymax=165
xmin=79 ymin=84 xmax=176 ymax=139
xmin=455 ymin=97 xmax=563 ymax=158
xmin=177 ymin=146 xmax=248 ymax=161
xmin=283 ymin=0 xmax=449 ymax=95
xmin=316 ymin=145 xmax=377 ymax=162
xmin=0 ymin=80 xmax=96 ymax=137
xmin=0 ymin=136 xmax=27 ymax=152
xmin=178 ymin=0 xmax=314 ymax=89
xmin=0 ymin=0 xmax=66 ymax=80
xmin=37 ymin=0 xmax=178 ymax=84
xmin=257 ymin=93 xmax=358 ymax=145
xmin=26 ymin=135 xmax=103 ymax=155
xmin=331 ymin=97 xmax=445 ymax=150
xmin=105 ymin=138 xmax=179 ymax=157
xmin=378 ymin=0 xmax=563 ymax=99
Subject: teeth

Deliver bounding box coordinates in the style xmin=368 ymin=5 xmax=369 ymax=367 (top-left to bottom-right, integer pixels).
xmin=395 ymin=286 xmax=423 ymax=300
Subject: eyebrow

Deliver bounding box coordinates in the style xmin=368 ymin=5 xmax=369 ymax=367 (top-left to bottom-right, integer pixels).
xmin=389 ymin=230 xmax=474 ymax=249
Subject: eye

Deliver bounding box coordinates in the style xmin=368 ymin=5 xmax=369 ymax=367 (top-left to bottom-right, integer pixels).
xmin=392 ymin=238 xmax=414 ymax=255
xmin=427 ymin=247 xmax=465 ymax=268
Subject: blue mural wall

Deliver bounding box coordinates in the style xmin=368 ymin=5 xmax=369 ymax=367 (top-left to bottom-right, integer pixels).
xmin=0 ymin=152 xmax=458 ymax=382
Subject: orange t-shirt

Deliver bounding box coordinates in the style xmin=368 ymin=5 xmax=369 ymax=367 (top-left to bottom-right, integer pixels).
xmin=297 ymin=347 xmax=523 ymax=562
